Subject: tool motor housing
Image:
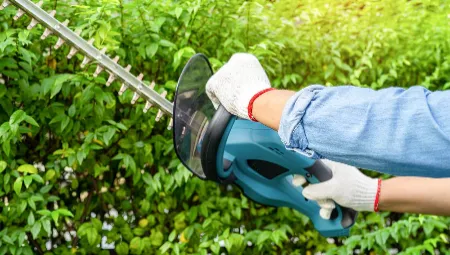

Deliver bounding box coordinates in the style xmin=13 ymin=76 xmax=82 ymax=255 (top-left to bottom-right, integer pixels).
xmin=173 ymin=54 xmax=357 ymax=237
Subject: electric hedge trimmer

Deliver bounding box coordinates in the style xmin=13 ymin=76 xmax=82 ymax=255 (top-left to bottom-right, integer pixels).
xmin=2 ymin=0 xmax=357 ymax=237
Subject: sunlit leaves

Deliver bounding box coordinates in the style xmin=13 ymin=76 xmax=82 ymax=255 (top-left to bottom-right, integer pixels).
xmin=0 ymin=0 xmax=449 ymax=254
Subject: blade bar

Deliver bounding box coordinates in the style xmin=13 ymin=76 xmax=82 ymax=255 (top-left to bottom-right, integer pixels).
xmin=9 ymin=0 xmax=173 ymax=116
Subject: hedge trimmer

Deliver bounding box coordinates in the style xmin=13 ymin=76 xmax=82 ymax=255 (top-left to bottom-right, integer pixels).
xmin=3 ymin=0 xmax=357 ymax=237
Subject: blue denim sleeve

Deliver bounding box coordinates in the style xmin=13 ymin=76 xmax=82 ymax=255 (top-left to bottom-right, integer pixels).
xmin=278 ymin=85 xmax=450 ymax=178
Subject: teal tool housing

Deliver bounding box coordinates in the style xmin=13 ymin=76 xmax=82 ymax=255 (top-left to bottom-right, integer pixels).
xmin=173 ymin=53 xmax=357 ymax=237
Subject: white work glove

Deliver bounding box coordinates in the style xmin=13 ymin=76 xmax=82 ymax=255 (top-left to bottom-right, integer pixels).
xmin=293 ymin=159 xmax=379 ymax=219
xmin=206 ymin=53 xmax=272 ymax=120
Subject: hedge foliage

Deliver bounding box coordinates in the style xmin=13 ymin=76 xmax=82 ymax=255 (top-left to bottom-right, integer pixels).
xmin=0 ymin=0 xmax=449 ymax=254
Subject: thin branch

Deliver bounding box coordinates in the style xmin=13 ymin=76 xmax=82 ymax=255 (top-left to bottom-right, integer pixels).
xmin=26 ymin=233 xmax=44 ymax=255
xmin=72 ymin=190 xmax=93 ymax=247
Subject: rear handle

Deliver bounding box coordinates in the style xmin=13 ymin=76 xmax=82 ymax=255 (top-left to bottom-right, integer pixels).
xmin=305 ymin=160 xmax=358 ymax=228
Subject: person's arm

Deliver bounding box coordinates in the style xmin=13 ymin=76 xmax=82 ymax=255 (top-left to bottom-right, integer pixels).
xmin=379 ymin=177 xmax=450 ymax=215
xmin=253 ymin=86 xmax=450 ymax=178
xmin=298 ymin=160 xmax=450 ymax=217
xmin=206 ymin=53 xmax=450 ymax=178
xmin=252 ymin=89 xmax=295 ymax=130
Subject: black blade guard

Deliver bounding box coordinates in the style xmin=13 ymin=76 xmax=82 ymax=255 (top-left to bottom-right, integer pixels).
xmin=172 ymin=53 xmax=216 ymax=180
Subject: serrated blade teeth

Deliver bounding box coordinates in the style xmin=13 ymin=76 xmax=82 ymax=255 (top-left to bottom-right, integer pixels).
xmin=155 ymin=110 xmax=164 ymax=122
xmin=41 ymin=28 xmax=52 ymax=40
xmin=93 ymin=65 xmax=104 ymax=77
xmin=36 ymin=0 xmax=44 ymax=7
xmin=94 ymin=47 xmax=107 ymax=61
xmin=0 ymin=0 xmax=10 ymax=10
xmin=27 ymin=19 xmax=39 ymax=30
xmin=105 ymin=72 xmax=116 ymax=87
xmin=80 ymin=56 xmax=91 ymax=68
xmin=118 ymin=84 xmax=127 ymax=96
xmin=13 ymin=9 xmax=25 ymax=20
xmin=54 ymin=19 xmax=69 ymax=31
xmin=54 ymin=37 xmax=65 ymax=49
xmin=149 ymin=81 xmax=156 ymax=89
xmin=155 ymin=91 xmax=167 ymax=122
xmin=167 ymin=118 xmax=173 ymax=130
xmin=131 ymin=92 xmax=140 ymax=104
xmin=67 ymin=47 xmax=78 ymax=59
xmin=81 ymin=59 xmax=91 ymax=68
xmin=87 ymin=38 xmax=94 ymax=45
xmin=124 ymin=64 xmax=131 ymax=71
xmin=112 ymin=56 xmax=120 ymax=63
xmin=137 ymin=73 xmax=144 ymax=81
xmin=93 ymin=48 xmax=107 ymax=76
xmin=143 ymin=101 xmax=153 ymax=113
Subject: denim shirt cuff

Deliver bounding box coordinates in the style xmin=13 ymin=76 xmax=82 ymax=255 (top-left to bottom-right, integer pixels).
xmin=278 ymin=85 xmax=324 ymax=159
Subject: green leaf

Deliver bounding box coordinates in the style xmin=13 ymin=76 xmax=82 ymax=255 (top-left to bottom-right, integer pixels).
xmin=42 ymin=219 xmax=51 ymax=235
xmin=40 ymin=184 xmax=53 ymax=194
xmin=116 ymin=242 xmax=129 ymax=255
xmin=14 ymin=177 xmax=23 ymax=195
xmin=159 ymin=39 xmax=176 ymax=48
xmin=146 ymin=43 xmax=159 ymax=58
xmin=92 ymin=218 xmax=103 ymax=231
xmin=51 ymin=211 xmax=59 ymax=225
xmin=24 ymin=175 xmax=33 ymax=188
xmin=160 ymin=242 xmax=172 ymax=253
xmin=86 ymin=227 xmax=99 ymax=245
xmin=2 ymin=235 xmax=13 ymax=245
xmin=9 ymin=110 xmax=26 ymax=125
xmin=31 ymin=222 xmax=41 ymax=239
xmin=57 ymin=209 xmax=74 ymax=217
xmin=28 ymin=212 xmax=35 ymax=226
xmin=68 ymin=105 xmax=76 ymax=117
xmin=103 ymin=127 xmax=116 ymax=146
xmin=24 ymin=116 xmax=39 ymax=127
xmin=175 ymin=7 xmax=183 ymax=19
xmin=2 ymin=140 xmax=10 ymax=156
xmin=31 ymin=174 xmax=44 ymax=183
xmin=210 ymin=243 xmax=220 ymax=254
xmin=0 ymin=122 xmax=10 ymax=138
xmin=18 ymin=232 xmax=26 ymax=246
xmin=37 ymin=209 xmax=51 ymax=216
xmin=0 ymin=161 xmax=6 ymax=173
xmin=18 ymin=164 xmax=38 ymax=174
xmin=168 ymin=230 xmax=177 ymax=242
xmin=19 ymin=200 xmax=27 ymax=214
xmin=45 ymin=169 xmax=56 ymax=181
xmin=257 ymin=231 xmax=271 ymax=246
xmin=51 ymin=74 xmax=73 ymax=98
xmin=61 ymin=115 xmax=70 ymax=132
xmin=130 ymin=237 xmax=141 ymax=250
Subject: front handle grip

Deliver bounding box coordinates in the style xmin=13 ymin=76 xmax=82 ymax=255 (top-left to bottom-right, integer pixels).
xmin=305 ymin=160 xmax=358 ymax=228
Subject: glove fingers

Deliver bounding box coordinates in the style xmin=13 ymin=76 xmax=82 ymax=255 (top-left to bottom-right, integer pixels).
xmin=319 ymin=208 xmax=334 ymax=220
xmin=317 ymin=199 xmax=336 ymax=210
xmin=302 ymin=182 xmax=333 ymax=201
xmin=205 ymin=76 xmax=222 ymax=110
xmin=292 ymin=175 xmax=307 ymax=187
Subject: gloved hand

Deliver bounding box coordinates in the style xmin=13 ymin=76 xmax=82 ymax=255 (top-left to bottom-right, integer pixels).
xmin=293 ymin=159 xmax=380 ymax=219
xmin=206 ymin=53 xmax=272 ymax=120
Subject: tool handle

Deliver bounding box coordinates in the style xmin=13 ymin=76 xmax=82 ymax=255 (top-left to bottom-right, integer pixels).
xmin=305 ymin=159 xmax=358 ymax=228
xmin=220 ymin=119 xmax=358 ymax=237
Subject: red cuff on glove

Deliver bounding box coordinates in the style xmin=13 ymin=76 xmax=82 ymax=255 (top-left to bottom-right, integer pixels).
xmin=374 ymin=178 xmax=382 ymax=212
xmin=247 ymin=88 xmax=276 ymax=121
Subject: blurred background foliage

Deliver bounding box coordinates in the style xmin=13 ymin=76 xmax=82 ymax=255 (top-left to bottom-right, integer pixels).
xmin=0 ymin=0 xmax=449 ymax=254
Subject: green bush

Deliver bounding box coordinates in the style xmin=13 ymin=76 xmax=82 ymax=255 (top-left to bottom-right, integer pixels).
xmin=0 ymin=0 xmax=449 ymax=254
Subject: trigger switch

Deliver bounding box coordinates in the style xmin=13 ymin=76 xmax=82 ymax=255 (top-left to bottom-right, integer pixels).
xmin=330 ymin=208 xmax=338 ymax=220
xmin=223 ymin=159 xmax=232 ymax=171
